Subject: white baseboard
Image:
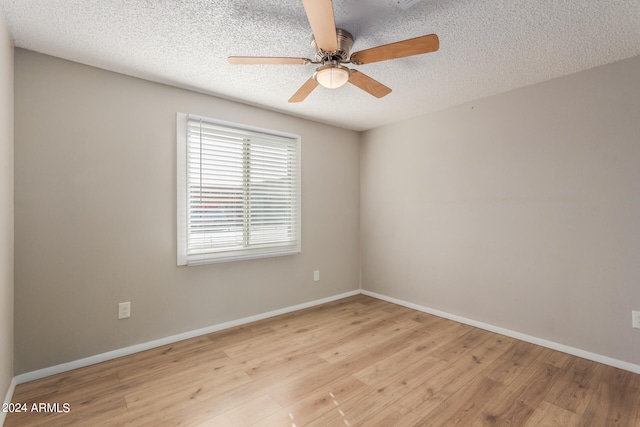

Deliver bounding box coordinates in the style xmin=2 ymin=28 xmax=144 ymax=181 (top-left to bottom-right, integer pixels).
xmin=361 ymin=289 xmax=640 ymax=375
xmin=14 ymin=290 xmax=360 ymax=385
xmin=1 ymin=377 xmax=16 ymax=427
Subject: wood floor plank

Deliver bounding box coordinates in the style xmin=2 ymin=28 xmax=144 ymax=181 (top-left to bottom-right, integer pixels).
xmin=205 ymin=324 xmax=279 ymax=350
xmin=523 ymin=401 xmax=581 ymax=426
xmin=193 ymin=393 xmax=281 ymax=426
xmin=483 ymin=340 xmax=544 ymax=386
xmin=317 ymin=317 xmax=421 ymax=363
xmin=580 ymin=382 xmax=621 ymax=427
xmin=123 ymin=368 xmax=253 ymax=409
xmin=250 ymin=376 xmax=366 ymax=427
xmin=579 ymin=365 xmax=640 ymax=427
xmin=543 ymin=357 xmax=604 ymax=415
xmin=413 ymin=374 xmax=504 ymax=426
xmin=471 ymin=358 xmax=562 ymax=426
xmin=129 ymin=380 xmax=268 ymax=426
xmin=242 ymin=349 xmax=328 ymax=382
xmin=428 ymin=325 xmax=494 ymax=362
xmin=6 ymin=295 xmax=640 ymax=427
xmin=353 ymin=320 xmax=461 ymax=387
xmin=306 ymin=355 xmax=449 ymax=427
xmin=220 ymin=329 xmax=296 ymax=359
xmin=359 ymin=404 xmax=422 ymax=427
xmin=398 ymin=334 xmax=515 ymax=417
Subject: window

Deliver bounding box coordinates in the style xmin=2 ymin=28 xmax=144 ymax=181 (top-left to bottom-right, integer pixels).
xmin=177 ymin=113 xmax=301 ymax=265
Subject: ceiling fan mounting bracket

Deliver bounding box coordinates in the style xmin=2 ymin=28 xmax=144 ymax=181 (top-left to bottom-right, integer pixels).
xmin=311 ymin=28 xmax=354 ymax=64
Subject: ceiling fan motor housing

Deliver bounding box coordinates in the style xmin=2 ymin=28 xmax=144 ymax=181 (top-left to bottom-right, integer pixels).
xmin=312 ymin=28 xmax=354 ymax=63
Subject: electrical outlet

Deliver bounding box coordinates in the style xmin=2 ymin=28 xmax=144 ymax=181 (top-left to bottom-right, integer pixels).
xmin=633 ymin=310 xmax=640 ymax=329
xmin=118 ymin=302 xmax=131 ymax=319
xmin=313 ymin=270 xmax=320 ymax=282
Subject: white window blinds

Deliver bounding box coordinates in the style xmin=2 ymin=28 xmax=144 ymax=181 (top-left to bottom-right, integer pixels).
xmin=177 ymin=113 xmax=301 ymax=265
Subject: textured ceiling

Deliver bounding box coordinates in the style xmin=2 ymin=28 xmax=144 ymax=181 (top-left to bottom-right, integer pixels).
xmin=1 ymin=0 xmax=640 ymax=131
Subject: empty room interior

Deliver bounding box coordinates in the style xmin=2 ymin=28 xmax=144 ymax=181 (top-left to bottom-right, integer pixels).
xmin=1 ymin=0 xmax=640 ymax=425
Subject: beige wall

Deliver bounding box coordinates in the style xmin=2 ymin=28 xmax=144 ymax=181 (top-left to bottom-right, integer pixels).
xmin=0 ymin=10 xmax=14 ymax=403
xmin=361 ymin=55 xmax=640 ymax=365
xmin=14 ymin=49 xmax=360 ymax=374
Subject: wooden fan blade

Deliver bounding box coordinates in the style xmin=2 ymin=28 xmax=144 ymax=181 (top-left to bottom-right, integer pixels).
xmin=348 ymin=70 xmax=391 ymax=98
xmin=289 ymin=78 xmax=320 ymax=102
xmin=302 ymin=0 xmax=338 ymax=52
xmin=228 ymin=56 xmax=311 ymax=65
xmin=350 ymin=34 xmax=439 ymax=65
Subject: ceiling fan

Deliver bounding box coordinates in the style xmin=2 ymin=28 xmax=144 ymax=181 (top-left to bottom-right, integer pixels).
xmin=228 ymin=0 xmax=439 ymax=102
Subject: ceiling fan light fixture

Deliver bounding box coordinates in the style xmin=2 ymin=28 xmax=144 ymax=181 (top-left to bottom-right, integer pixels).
xmin=314 ymin=63 xmax=350 ymax=89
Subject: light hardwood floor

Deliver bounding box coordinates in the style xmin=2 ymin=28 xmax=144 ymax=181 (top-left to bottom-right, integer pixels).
xmin=5 ymin=295 xmax=640 ymax=426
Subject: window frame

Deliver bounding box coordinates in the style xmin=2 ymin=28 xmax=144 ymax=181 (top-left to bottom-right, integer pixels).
xmin=177 ymin=113 xmax=301 ymax=265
